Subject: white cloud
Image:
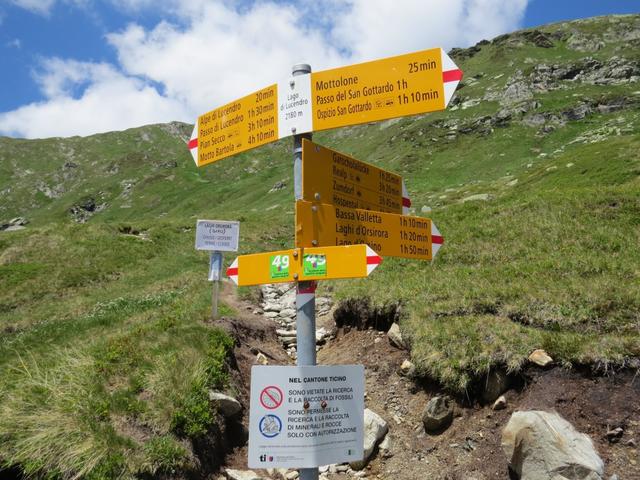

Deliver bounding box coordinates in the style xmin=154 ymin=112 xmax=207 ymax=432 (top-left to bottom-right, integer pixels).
xmin=331 ymin=0 xmax=528 ymax=61
xmin=9 ymin=0 xmax=56 ymax=16
xmin=0 ymin=0 xmax=529 ymax=138
xmin=9 ymin=0 xmax=90 ymax=16
xmin=0 ymin=59 xmax=188 ymax=138
xmin=6 ymin=38 xmax=22 ymax=48
xmin=107 ymin=2 xmax=345 ymax=114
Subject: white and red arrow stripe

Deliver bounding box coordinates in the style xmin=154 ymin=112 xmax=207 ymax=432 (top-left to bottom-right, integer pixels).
xmin=431 ymin=222 xmax=444 ymax=258
xmin=188 ymin=123 xmax=198 ymax=165
xmin=441 ymin=48 xmax=463 ymax=107
xmin=366 ymin=245 xmax=383 ymax=275
xmin=227 ymin=258 xmax=239 ymax=285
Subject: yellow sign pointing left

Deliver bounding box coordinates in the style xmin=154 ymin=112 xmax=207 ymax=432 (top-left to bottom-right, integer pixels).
xmin=191 ymin=84 xmax=279 ymax=167
xmin=226 ymin=244 xmax=382 ymax=286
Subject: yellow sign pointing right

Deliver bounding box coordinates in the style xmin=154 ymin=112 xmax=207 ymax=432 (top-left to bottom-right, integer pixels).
xmin=295 ymin=200 xmax=444 ymax=261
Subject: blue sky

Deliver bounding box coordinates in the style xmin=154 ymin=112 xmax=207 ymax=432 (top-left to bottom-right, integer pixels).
xmin=0 ymin=0 xmax=637 ymax=138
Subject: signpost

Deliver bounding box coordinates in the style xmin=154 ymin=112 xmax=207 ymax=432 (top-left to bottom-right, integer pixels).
xmin=248 ymin=365 xmax=365 ymax=469
xmin=195 ymin=220 xmax=240 ymax=318
xmin=226 ymin=244 xmax=382 ymax=287
xmin=190 ymin=47 xmax=460 ymax=477
xmin=295 ymin=200 xmax=444 ymax=260
xmin=302 ymin=139 xmax=411 ymax=214
xmin=189 ymin=48 xmax=461 ymax=167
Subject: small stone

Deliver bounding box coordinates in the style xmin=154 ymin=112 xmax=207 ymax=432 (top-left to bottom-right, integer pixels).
xmin=276 ymin=329 xmax=297 ymax=337
xmin=398 ymin=359 xmax=415 ymax=377
xmin=422 ymin=396 xmax=454 ymax=433
xmin=209 ymin=392 xmax=242 ymax=417
xmin=264 ymin=311 xmax=279 ymax=319
xmin=263 ymin=303 xmax=281 ymax=313
xmin=225 ymin=469 xmax=262 ymax=480
xmin=462 ymin=193 xmax=490 ymax=203
xmin=315 ymin=327 xmax=327 ymax=343
xmin=482 ymin=370 xmax=509 ymax=403
xmin=492 ymin=395 xmax=507 ymax=411
xmin=387 ymin=323 xmax=406 ymax=349
xmin=256 ymin=352 xmax=269 ymax=365
xmin=379 ymin=434 xmax=392 ymax=457
xmin=285 ymin=471 xmax=299 ymax=480
xmin=421 ymin=205 xmax=432 ymax=213
xmin=606 ymin=427 xmax=624 ymax=442
xmin=528 ymin=349 xmax=553 ymax=367
xmin=625 ymin=438 xmax=637 ymax=447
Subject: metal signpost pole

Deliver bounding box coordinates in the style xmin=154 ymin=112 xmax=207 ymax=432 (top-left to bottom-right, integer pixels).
xmin=292 ymin=62 xmax=318 ymax=480
xmin=210 ymin=251 xmax=223 ymax=318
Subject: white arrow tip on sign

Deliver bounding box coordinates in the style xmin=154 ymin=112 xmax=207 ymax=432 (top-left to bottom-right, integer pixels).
xmin=365 ymin=245 xmax=382 ymax=275
xmin=188 ymin=122 xmax=198 ymax=165
xmin=227 ymin=258 xmax=239 ymax=285
xmin=431 ymin=222 xmax=444 ymax=259
xmin=441 ymin=49 xmax=463 ymax=108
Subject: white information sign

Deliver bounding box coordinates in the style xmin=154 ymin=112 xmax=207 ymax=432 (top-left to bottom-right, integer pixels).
xmin=195 ymin=220 xmax=240 ymax=252
xmin=248 ymin=365 xmax=365 ymax=469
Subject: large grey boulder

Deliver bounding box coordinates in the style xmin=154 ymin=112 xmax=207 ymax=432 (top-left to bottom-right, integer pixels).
xmin=349 ymin=408 xmax=388 ymax=470
xmin=502 ymin=410 xmax=604 ymax=480
xmin=422 ymin=395 xmax=454 ymax=433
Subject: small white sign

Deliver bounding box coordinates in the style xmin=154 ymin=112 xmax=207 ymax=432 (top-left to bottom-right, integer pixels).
xmin=277 ymin=74 xmax=313 ymax=138
xmin=195 ymin=220 xmax=240 ymax=252
xmin=248 ymin=365 xmax=364 ymax=469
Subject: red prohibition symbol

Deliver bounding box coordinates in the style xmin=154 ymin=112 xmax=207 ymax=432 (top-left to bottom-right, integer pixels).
xmin=260 ymin=385 xmax=284 ymax=409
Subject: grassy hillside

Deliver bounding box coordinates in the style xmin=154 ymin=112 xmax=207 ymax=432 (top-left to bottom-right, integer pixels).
xmin=1 ymin=14 xmax=639 ymax=479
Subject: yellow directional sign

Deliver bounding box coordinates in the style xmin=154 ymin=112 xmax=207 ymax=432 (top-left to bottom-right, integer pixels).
xmin=189 ymin=48 xmax=462 ymax=167
xmin=295 ymin=200 xmax=444 ymax=261
xmin=226 ymin=244 xmax=382 ymax=287
xmin=302 ymin=139 xmax=405 ymax=214
xmin=311 ymin=47 xmax=462 ymax=132
xmin=192 ymin=84 xmax=279 ymax=167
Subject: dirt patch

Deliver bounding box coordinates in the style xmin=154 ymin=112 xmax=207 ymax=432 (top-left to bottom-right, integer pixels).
xmin=217 ymin=286 xmax=640 ymax=479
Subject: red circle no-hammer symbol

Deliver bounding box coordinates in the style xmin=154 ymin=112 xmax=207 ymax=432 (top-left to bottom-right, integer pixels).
xmin=260 ymin=386 xmax=283 ymax=410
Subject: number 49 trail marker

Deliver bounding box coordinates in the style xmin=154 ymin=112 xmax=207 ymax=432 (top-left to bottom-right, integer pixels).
xmin=226 ymin=244 xmax=382 ymax=287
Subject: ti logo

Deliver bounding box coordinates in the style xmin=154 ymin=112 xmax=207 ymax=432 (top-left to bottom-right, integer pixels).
xmin=259 ymin=454 xmax=273 ymax=462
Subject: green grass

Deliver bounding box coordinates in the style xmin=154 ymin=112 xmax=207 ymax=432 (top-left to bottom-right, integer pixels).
xmin=1 ymin=13 xmax=639 ymax=478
